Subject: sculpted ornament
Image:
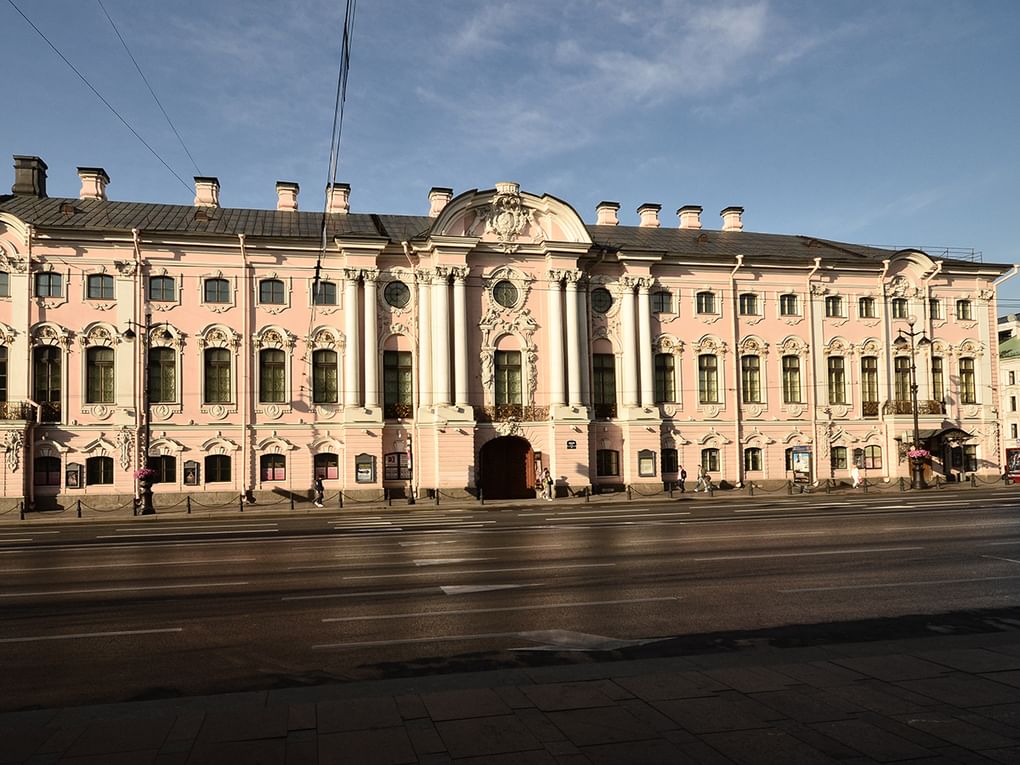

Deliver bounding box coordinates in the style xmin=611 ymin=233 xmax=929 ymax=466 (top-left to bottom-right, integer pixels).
xmin=118 ymin=428 xmax=133 ymax=470
xmin=493 ymin=420 xmax=524 ymax=437
xmin=0 ymin=245 xmax=27 ymax=274
xmin=32 ymin=324 xmax=72 ymax=349
xmin=4 ymin=430 xmax=23 ymax=472
xmin=478 ymin=183 xmax=533 ymax=252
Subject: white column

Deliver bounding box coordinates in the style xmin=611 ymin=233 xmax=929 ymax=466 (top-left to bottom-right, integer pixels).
xmin=362 ymin=269 xmax=379 ymax=409
xmin=547 ymin=270 xmax=565 ymax=407
xmin=565 ymin=271 xmax=582 ymax=407
xmin=452 ymin=267 xmax=469 ymax=406
xmin=621 ymin=278 xmax=639 ymax=407
xmin=578 ymin=281 xmax=590 ymax=405
xmin=432 ymin=267 xmax=451 ymax=406
xmin=637 ymin=278 xmax=654 ymax=408
xmin=417 ymin=270 xmax=432 ymax=408
xmin=343 ymin=269 xmax=361 ymax=407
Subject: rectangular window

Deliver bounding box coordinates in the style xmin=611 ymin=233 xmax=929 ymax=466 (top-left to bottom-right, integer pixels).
xmin=651 ymin=291 xmax=672 ymax=313
xmin=383 ymin=452 xmax=410 ymax=480
xmin=1012 ymin=424 xmax=1018 ymax=439
xmin=959 ymin=357 xmax=976 ymax=404
xmin=782 ymin=355 xmax=801 ymax=404
xmin=698 ymin=354 xmax=719 ymax=404
xmin=661 ymin=448 xmax=678 ymax=474
xmin=596 ymin=449 xmax=619 ymax=477
xmin=148 ymin=275 xmax=175 ymax=302
xmin=85 ymin=456 xmax=114 ymax=485
xmin=891 ymin=298 xmax=908 ymax=319
xmin=593 ymin=353 xmax=616 ymax=406
xmin=696 ymin=291 xmax=716 ymax=314
xmin=1011 ymin=371 xmax=1017 ymax=386
xmin=148 ymin=347 xmax=176 ymax=403
xmin=35 ymin=272 xmax=62 ymax=298
xmin=861 ymin=356 xmax=878 ymax=403
xmin=858 ymin=297 xmax=876 ymax=318
xmin=743 ymin=448 xmax=762 ymax=472
xmin=204 ymin=348 xmax=231 ymax=404
xmin=205 ymin=455 xmax=231 ymax=483
xmin=931 ymin=357 xmax=944 ymax=402
xmin=956 ymin=299 xmax=972 ymax=320
xmin=832 ymin=446 xmax=848 ymax=470
xmin=654 ymin=353 xmax=675 ymax=403
xmin=147 ymin=455 xmax=177 ymax=483
xmin=260 ymin=454 xmax=286 ymax=482
xmin=738 ymin=293 xmax=758 ymax=315
xmin=312 ymin=280 xmax=338 ymax=305
xmin=203 ymin=278 xmax=230 ymax=303
xmin=827 ymin=356 xmax=846 ymax=404
xmin=740 ymin=355 xmax=761 ymax=403
xmin=779 ymin=293 xmax=798 ymax=316
xmin=315 ymin=453 xmax=341 ymax=480
xmin=86 ymin=347 xmax=115 ymax=404
xmin=0 ymin=272 xmax=9 ymax=297
xmin=495 ymin=350 xmax=523 ymax=406
xmin=701 ymin=448 xmax=719 ymax=473
xmin=825 ymin=296 xmax=843 ymax=318
xmin=894 ymin=357 xmax=911 ymax=401
xmin=259 ymin=349 xmax=286 ymax=403
xmin=0 ymin=347 xmax=7 ymax=403
xmin=1012 ymin=396 xmax=1017 ymax=412
xmin=929 ymin=298 xmax=942 ymax=320
xmin=963 ymin=444 xmax=977 ymax=473
xmin=313 ymin=349 xmax=339 ymax=404
xmin=383 ymin=350 xmax=413 ymax=415
xmin=87 ymin=274 xmax=114 ymax=300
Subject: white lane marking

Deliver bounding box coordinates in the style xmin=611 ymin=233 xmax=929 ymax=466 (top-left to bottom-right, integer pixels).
xmin=0 ymin=581 xmax=249 ymax=598
xmin=97 ymin=529 xmax=279 ymax=539
xmin=623 ymin=531 xmax=828 ymax=545
xmin=343 ymin=562 xmax=617 ymax=580
xmin=548 ymin=513 xmax=691 ymax=521
xmin=286 ymin=558 xmax=491 ymax=571
xmin=782 ymin=575 xmax=1020 ymax=592
xmin=282 ymin=586 xmax=442 ymax=602
xmin=0 ymin=627 xmax=183 ymax=644
xmin=111 ymin=524 xmax=277 ymax=531
xmin=0 ymin=539 xmax=32 ymax=543
xmin=399 ymin=543 xmax=565 ymax=553
xmin=0 ymin=530 xmax=60 ymax=536
xmin=440 ymin=584 xmax=535 ymax=595
xmin=981 ymin=540 xmax=1020 ymax=546
xmin=694 ymin=546 xmax=923 ymax=562
xmin=313 ymin=632 xmax=519 ymax=649
xmin=982 ymin=554 xmax=1020 ymax=565
xmin=322 ymin=595 xmax=680 ymax=623
xmin=414 ymin=558 xmax=490 ymax=566
xmin=398 ymin=540 xmax=459 ymax=547
xmin=884 ymin=521 xmax=1020 ymax=531
xmin=2 ymin=558 xmax=257 ymax=573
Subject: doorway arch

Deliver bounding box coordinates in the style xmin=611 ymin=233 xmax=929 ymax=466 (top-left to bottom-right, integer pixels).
xmin=479 ymin=436 xmax=534 ymax=499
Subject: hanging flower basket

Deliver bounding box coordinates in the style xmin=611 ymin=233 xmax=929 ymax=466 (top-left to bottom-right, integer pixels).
xmin=906 ymin=448 xmax=930 ymax=459
xmin=133 ymin=467 xmax=157 ymax=481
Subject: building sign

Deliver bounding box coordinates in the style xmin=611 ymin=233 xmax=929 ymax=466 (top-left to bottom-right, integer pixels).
xmin=183 ymin=460 xmax=200 ymax=486
xmin=566 ymin=440 xmax=577 ymax=450
xmin=638 ymin=449 xmax=656 ymax=477
xmin=355 ymin=453 xmax=376 ymax=484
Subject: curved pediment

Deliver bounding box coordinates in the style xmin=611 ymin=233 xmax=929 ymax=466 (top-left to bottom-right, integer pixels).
xmin=430 ymin=182 xmax=592 ymax=252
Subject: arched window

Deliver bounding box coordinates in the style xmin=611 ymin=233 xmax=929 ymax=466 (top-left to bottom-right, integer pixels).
xmin=782 ymin=355 xmax=801 ymax=404
xmin=260 ymin=454 xmax=286 ymax=482
xmin=34 ymin=455 xmax=61 ymax=486
xmin=654 ymin=353 xmax=675 ymax=403
xmin=203 ymin=278 xmax=230 ymax=303
xmin=743 ymin=447 xmax=762 ymax=472
xmin=596 ymin=449 xmax=619 ymax=476
xmin=259 ymin=349 xmax=286 ymax=403
xmin=740 ymin=355 xmax=761 ymax=403
xmin=593 ymin=353 xmax=616 ymax=417
xmin=696 ymin=291 xmax=716 ymax=314
xmin=854 ymin=446 xmax=882 ymax=470
xmin=698 ymin=354 xmax=718 ymax=404
xmin=203 ymin=348 xmax=231 ymax=403
xmin=894 ymin=357 xmax=911 ymax=401
xmin=85 ymin=456 xmax=114 ymax=485
xmin=495 ymin=350 xmax=522 ymax=406
xmin=85 ymin=346 xmax=115 ymax=404
xmin=312 ymin=280 xmax=337 ymax=305
xmin=312 ymin=349 xmax=338 ymax=404
xmin=148 ymin=455 xmax=176 ymax=483
xmin=860 ymin=356 xmax=878 ymax=410
xmin=87 ymin=274 xmax=114 ymax=300
xmin=701 ymin=448 xmax=719 ymax=472
xmin=149 ymin=275 xmax=175 ymax=302
xmin=33 ymin=345 xmax=61 ymax=422
xmin=205 ymin=454 xmax=231 ymax=483
xmin=314 ymin=453 xmax=339 ymax=480
xmin=148 ymin=347 xmax=176 ymax=403
xmin=259 ymin=279 xmax=285 ymax=305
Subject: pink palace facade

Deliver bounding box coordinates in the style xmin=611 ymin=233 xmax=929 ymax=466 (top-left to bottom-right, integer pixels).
xmin=0 ymin=155 xmax=1012 ymax=510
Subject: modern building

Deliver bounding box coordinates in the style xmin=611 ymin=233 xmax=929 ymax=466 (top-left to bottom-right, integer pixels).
xmin=998 ymin=314 xmax=1020 ymax=458
xmin=0 ymin=155 xmax=1012 ymax=510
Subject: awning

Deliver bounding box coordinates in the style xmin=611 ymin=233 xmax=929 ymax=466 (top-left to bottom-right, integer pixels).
xmin=920 ymin=427 xmax=974 ymax=443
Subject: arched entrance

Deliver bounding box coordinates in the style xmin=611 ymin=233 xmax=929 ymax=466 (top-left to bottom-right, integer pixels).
xmin=479 ymin=436 xmax=534 ymax=499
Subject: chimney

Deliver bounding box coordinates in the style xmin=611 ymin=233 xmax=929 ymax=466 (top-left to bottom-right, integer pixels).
xmin=595 ymin=201 xmax=620 ymax=226
xmin=428 ymin=187 xmax=453 ymax=217
xmin=326 ymin=182 xmax=350 ymax=214
xmin=12 ymin=155 xmax=47 ymax=197
xmin=77 ymin=167 xmax=110 ymax=201
xmin=194 ymin=176 xmax=220 ymax=208
xmin=276 ymin=181 xmax=299 ymax=212
xmin=721 ymin=206 xmax=744 ymax=231
xmin=677 ymin=205 xmax=703 ymax=230
xmin=637 ymin=203 xmax=662 ymax=228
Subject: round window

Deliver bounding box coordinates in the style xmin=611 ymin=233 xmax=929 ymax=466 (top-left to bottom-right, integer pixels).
xmin=384 ymin=281 xmax=410 ymax=308
xmin=492 ymin=280 xmax=519 ymax=308
xmin=591 ymin=287 xmax=613 ymax=314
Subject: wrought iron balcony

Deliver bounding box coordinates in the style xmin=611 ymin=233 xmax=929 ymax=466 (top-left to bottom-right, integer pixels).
xmin=884 ymin=399 xmax=946 ymax=415
xmin=476 ymin=405 xmax=550 ymax=423
xmin=383 ymin=402 xmax=413 ymax=420
xmin=593 ymin=403 xmax=617 ymax=420
xmin=862 ymin=401 xmax=880 ymax=417
xmin=0 ymin=402 xmax=38 ymax=421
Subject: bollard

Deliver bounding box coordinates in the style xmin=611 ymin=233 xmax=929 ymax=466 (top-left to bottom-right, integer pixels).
xmin=899 ymin=477 xmax=906 ymax=492
xmin=708 ymin=483 xmax=714 ymax=497
xmin=290 ymin=493 xmax=295 ymax=510
xmin=748 ymin=482 xmax=754 ymax=496
xmin=479 ymin=487 xmax=484 ymax=505
xmin=76 ymin=499 xmax=82 ymax=518
xmin=434 ymin=489 xmax=439 ymax=506
xmin=669 ymin=482 xmax=674 ymax=499
xmin=825 ymin=479 xmax=831 ymax=494
xmin=627 ymin=485 xmax=632 ymax=501
xmin=585 ymin=486 xmax=590 ymax=503
xmin=787 ymin=480 xmax=793 ymax=496
xmin=387 ymin=488 xmax=392 ymax=507
xmin=187 ymin=496 xmax=192 ymax=514
xmin=239 ymin=494 xmax=244 ymax=513
xmin=970 ymin=474 xmax=977 ymax=487
xmin=19 ymin=500 xmax=24 ymax=521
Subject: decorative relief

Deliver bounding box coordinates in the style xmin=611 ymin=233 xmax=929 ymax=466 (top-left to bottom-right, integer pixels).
xmin=199 ymin=326 xmax=241 ymax=349
xmin=654 ymin=334 xmax=684 ymax=355
xmin=118 ymin=428 xmax=133 ymax=470
xmin=253 ymin=327 xmax=297 ymax=350
xmin=809 ymin=283 xmax=829 ymax=295
xmin=742 ymin=428 xmax=776 ymax=445
xmin=477 ymin=183 xmax=533 ymax=252
xmin=978 ymin=288 xmax=994 ymax=302
xmin=781 ymin=316 xmax=804 ymax=326
xmin=493 ymin=420 xmax=525 ymax=437
xmin=885 ymin=275 xmax=918 ymax=298
xmin=784 ymin=404 xmax=806 ymax=418
xmin=114 ymin=260 xmax=137 ymax=277
xmin=201 ymin=434 xmax=240 ymax=454
xmin=693 ymin=335 xmax=728 ymax=355
xmin=4 ymin=431 xmax=23 ymax=472
xmin=483 ymin=266 xmax=534 ymax=311
xmin=79 ymin=324 xmax=117 ymax=348
xmin=0 ymin=245 xmax=28 ymax=273
xmin=738 ymin=336 xmax=769 ymax=355
xmin=957 ymin=339 xmax=984 ymax=358
xmin=152 ymin=405 xmax=173 ymax=422
xmin=779 ymin=336 xmax=809 ymax=356
xmin=31 ymin=323 xmax=72 ymax=349
xmin=698 ymin=428 xmax=732 ymax=445
xmin=824 ymin=337 xmax=853 ymax=356
xmin=262 ymin=404 xmax=283 ymax=420
xmin=0 ymin=323 xmax=17 ymax=346
xmin=314 ymin=405 xmax=339 ymax=421
xmin=82 ymin=404 xmax=113 ymax=421
xmin=782 ymin=428 xmax=813 ymax=444
xmin=701 ymin=405 xmax=721 ymax=419
xmin=828 ymin=405 xmax=850 ymax=418
xmin=208 ymin=405 xmax=228 ymax=421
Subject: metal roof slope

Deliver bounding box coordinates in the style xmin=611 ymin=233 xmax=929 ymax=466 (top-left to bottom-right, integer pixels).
xmin=999 ymin=335 xmax=1020 ymax=359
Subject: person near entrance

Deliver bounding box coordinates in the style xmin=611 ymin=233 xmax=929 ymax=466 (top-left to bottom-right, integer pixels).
xmin=313 ymin=476 xmax=325 ymax=507
xmin=541 ymin=468 xmax=554 ymax=501
xmin=678 ymin=465 xmax=687 ymax=493
xmin=850 ymin=463 xmax=862 ymax=489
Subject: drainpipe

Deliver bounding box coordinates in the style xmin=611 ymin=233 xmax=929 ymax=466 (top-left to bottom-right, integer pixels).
xmin=730 ymin=255 xmax=744 ymax=486
xmin=404 ymin=242 xmax=422 ymax=502
xmin=806 ymin=257 xmax=822 ymax=483
xmin=24 ymin=398 xmax=43 ymax=509
xmin=239 ymin=235 xmax=252 ymax=501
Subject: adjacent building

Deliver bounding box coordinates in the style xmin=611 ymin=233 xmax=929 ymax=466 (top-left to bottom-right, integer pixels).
xmin=0 ymin=155 xmax=1011 ymax=510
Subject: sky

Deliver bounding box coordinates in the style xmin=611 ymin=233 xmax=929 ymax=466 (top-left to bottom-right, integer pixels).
xmin=2 ymin=0 xmax=1019 ymax=307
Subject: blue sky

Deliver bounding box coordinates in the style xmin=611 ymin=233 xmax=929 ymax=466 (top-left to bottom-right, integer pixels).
xmin=3 ymin=0 xmax=1019 ymax=307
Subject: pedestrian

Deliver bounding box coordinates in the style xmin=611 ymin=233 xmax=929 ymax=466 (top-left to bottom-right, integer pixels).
xmin=850 ymin=464 xmax=862 ymax=489
xmin=678 ymin=465 xmax=687 ymax=493
xmin=313 ymin=476 xmax=325 ymax=507
xmin=695 ymin=465 xmax=710 ymax=492
xmin=542 ymin=468 xmax=554 ymax=501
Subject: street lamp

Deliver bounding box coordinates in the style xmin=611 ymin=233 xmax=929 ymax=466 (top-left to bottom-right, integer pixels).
xmin=893 ymin=316 xmax=932 ymax=490
xmin=123 ymin=314 xmax=173 ymax=514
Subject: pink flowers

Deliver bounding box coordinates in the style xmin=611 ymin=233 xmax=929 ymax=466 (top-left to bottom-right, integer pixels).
xmin=133 ymin=467 xmax=157 ymax=480
xmin=907 ymin=448 xmax=930 ymax=459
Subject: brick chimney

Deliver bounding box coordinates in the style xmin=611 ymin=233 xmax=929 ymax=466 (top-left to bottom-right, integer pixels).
xmin=721 ymin=206 xmax=744 ymax=231
xmin=428 ymin=187 xmax=453 ymax=217
xmin=194 ymin=177 xmax=220 ymax=208
xmin=77 ymin=167 xmax=110 ymax=201
xmin=677 ymin=205 xmax=703 ymax=230
xmin=12 ymin=155 xmax=47 ymax=197
xmin=637 ymin=203 xmax=662 ymax=228
xmin=326 ymin=182 xmax=350 ymax=214
xmin=595 ymin=201 xmax=620 ymax=226
xmin=276 ymin=181 xmax=299 ymax=212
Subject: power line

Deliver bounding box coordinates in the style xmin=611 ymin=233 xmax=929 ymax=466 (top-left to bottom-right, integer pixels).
xmin=5 ymin=0 xmax=192 ymax=193
xmin=95 ymin=0 xmax=202 ymax=175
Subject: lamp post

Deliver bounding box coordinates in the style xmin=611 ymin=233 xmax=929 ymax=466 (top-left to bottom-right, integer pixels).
xmin=123 ymin=314 xmax=173 ymax=514
xmin=893 ymin=316 xmax=931 ymax=490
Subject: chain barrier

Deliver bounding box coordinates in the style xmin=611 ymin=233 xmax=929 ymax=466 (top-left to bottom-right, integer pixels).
xmin=338 ymin=490 xmax=386 ymax=505
xmin=972 ymin=473 xmax=1003 ymax=486
xmin=188 ymin=496 xmax=242 ymax=510
xmin=0 ymin=502 xmax=22 ymax=516
xmin=749 ymin=481 xmax=788 ymax=495
xmin=628 ymin=483 xmax=667 ymax=497
xmin=78 ymin=497 xmax=137 ymax=514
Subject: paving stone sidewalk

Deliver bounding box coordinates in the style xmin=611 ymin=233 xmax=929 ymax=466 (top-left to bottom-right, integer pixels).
xmin=3 ymin=628 xmax=1020 ymax=764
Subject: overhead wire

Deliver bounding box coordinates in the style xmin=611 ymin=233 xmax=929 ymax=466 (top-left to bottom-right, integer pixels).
xmin=5 ymin=0 xmax=192 ymax=194
xmin=95 ymin=0 xmax=202 ymax=175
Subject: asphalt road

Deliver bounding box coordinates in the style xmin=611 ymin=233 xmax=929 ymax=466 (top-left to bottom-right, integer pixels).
xmin=3 ymin=489 xmax=1020 ymax=711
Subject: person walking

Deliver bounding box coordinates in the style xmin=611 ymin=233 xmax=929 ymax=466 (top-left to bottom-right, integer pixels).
xmin=695 ymin=465 xmax=710 ymax=492
xmin=850 ymin=464 xmax=862 ymax=489
xmin=541 ymin=468 xmax=554 ymax=501
xmin=313 ymin=476 xmax=325 ymax=507
xmin=678 ymin=465 xmax=687 ymax=493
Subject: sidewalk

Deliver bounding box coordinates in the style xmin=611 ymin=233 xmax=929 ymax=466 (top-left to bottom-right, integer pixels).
xmin=3 ymin=626 xmax=1020 ymax=764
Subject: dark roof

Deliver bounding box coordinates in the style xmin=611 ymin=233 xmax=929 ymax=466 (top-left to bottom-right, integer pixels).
xmin=1000 ymin=335 xmax=1020 ymax=359
xmin=0 ymin=193 xmax=1003 ymax=270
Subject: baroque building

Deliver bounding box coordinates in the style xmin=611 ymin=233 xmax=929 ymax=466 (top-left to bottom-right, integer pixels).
xmin=0 ymin=155 xmax=1011 ymax=509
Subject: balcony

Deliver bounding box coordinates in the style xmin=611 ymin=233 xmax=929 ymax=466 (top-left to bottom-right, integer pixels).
xmin=39 ymin=402 xmax=61 ymax=423
xmin=593 ymin=403 xmax=617 ymax=420
xmin=884 ymin=399 xmax=947 ymax=416
xmin=477 ymin=405 xmax=550 ymax=423
xmin=0 ymin=402 xmax=38 ymax=421
xmin=862 ymin=401 xmax=879 ymax=417
xmin=383 ymin=402 xmax=413 ymax=420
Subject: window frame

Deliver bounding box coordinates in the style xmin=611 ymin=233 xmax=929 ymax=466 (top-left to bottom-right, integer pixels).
xmin=858 ymin=296 xmax=876 ymax=319
xmin=312 ymin=348 xmax=339 ymax=404
xmin=956 ymin=299 xmax=973 ymax=321
xmin=654 ymin=352 xmax=676 ymax=404
xmin=85 ymin=346 xmax=115 ymax=404
xmin=743 ymin=447 xmax=762 ymax=472
xmin=86 ymin=273 xmax=114 ymax=301
xmin=259 ymin=454 xmax=286 ymax=482
xmin=891 ymin=297 xmax=908 ymax=319
xmin=383 ymin=350 xmax=413 ymax=414
xmin=782 ymin=354 xmax=801 ymax=404
xmin=148 ymin=275 xmax=176 ymax=302
xmin=696 ymin=291 xmax=716 ymax=315
xmin=258 ymin=278 xmax=285 ymax=305
xmin=203 ymin=277 xmax=231 ymax=304
xmin=34 ymin=455 xmax=61 ymax=486
xmin=148 ymin=346 xmax=177 ymax=404
xmin=315 ymin=453 xmax=340 ymax=480
xmin=740 ymin=354 xmax=762 ymax=404
xmin=698 ymin=354 xmax=719 ymax=404
xmin=959 ymin=357 xmax=977 ymax=404
xmin=0 ymin=271 xmax=9 ymax=297
xmin=147 ymin=455 xmax=177 ymax=484
xmin=929 ymin=298 xmax=942 ymax=320
xmin=824 ymin=295 xmax=844 ymax=318
xmin=738 ymin=293 xmax=759 ymax=316
xmin=779 ymin=293 xmax=799 ymax=317
xmin=258 ymin=348 xmax=287 ymax=404
xmin=85 ymin=455 xmax=114 ymax=486
xmin=203 ymin=347 xmax=232 ymax=404
xmin=595 ymin=449 xmax=619 ymax=477
xmin=35 ymin=272 xmax=62 ymax=298
xmin=827 ymin=356 xmax=846 ymax=405
xmin=701 ymin=448 xmax=720 ymax=473
xmin=311 ymin=280 xmax=338 ymax=306
xmin=494 ymin=349 xmax=523 ymax=406
xmin=651 ymin=290 xmax=672 ymax=314
xmin=832 ymin=446 xmax=848 ymax=470
xmin=861 ymin=356 xmax=879 ymax=404
xmin=205 ymin=454 xmax=232 ymax=483
xmin=592 ymin=353 xmax=617 ymax=407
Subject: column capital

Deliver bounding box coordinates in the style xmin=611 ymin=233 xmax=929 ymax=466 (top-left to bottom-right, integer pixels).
xmin=620 ymin=275 xmax=640 ymax=290
xmin=432 ymin=265 xmax=451 ymax=283
xmin=450 ymin=266 xmax=469 ymax=282
xmin=562 ymin=269 xmax=583 ymax=285
xmin=361 ymin=267 xmax=380 ymax=282
xmin=343 ymin=267 xmax=361 ymax=282
xmin=547 ymin=269 xmax=565 ymax=284
xmin=414 ymin=268 xmax=434 ymax=284
xmin=635 ymin=276 xmax=654 ymax=292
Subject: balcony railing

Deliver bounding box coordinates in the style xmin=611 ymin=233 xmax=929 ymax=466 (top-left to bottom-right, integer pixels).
xmin=476 ymin=405 xmax=550 ymax=423
xmin=0 ymin=402 xmax=38 ymax=421
xmin=593 ymin=403 xmax=617 ymax=420
xmin=383 ymin=402 xmax=413 ymax=420
xmin=862 ymin=401 xmax=879 ymax=417
xmin=39 ymin=401 xmax=61 ymax=423
xmin=884 ymin=399 xmax=946 ymax=415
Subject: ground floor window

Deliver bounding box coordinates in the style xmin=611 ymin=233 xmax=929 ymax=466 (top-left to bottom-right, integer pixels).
xmin=832 ymin=446 xmax=848 ymax=470
xmin=383 ymin=452 xmax=411 ymax=480
xmin=34 ymin=456 xmax=61 ymax=486
xmin=854 ymin=445 xmax=882 ymax=470
xmin=314 ymin=453 xmax=339 ymax=480
xmin=701 ymin=448 xmax=719 ymax=473
xmin=86 ymin=456 xmax=114 ymax=486
xmin=661 ymin=448 xmax=678 ymax=474
xmin=260 ymin=454 xmax=286 ymax=482
xmin=954 ymin=444 xmax=978 ymax=473
xmin=596 ymin=449 xmax=619 ymax=476
xmin=743 ymin=447 xmax=762 ymax=472
xmin=147 ymin=455 xmax=177 ymax=483
xmin=205 ymin=455 xmax=231 ymax=483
